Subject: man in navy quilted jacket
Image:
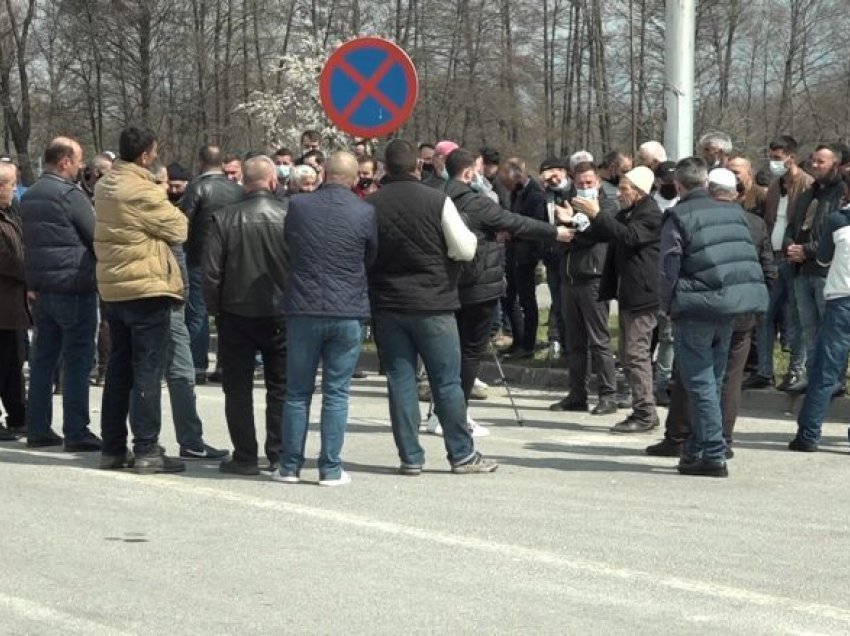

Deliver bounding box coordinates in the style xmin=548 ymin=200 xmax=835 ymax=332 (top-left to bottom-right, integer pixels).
xmin=276 ymin=151 xmax=378 ymax=487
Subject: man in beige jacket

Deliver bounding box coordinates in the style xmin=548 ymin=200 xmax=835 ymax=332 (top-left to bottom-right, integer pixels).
xmin=94 ymin=127 xmax=188 ymax=474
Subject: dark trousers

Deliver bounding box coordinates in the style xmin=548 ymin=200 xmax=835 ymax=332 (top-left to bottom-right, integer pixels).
xmin=511 ymin=260 xmax=539 ymax=351
xmin=217 ymin=312 xmax=286 ymax=466
xmin=561 ymin=280 xmax=616 ymax=401
xmin=543 ymin=251 xmax=565 ymax=345
xmin=101 ymin=297 xmax=172 ymax=457
xmin=621 ymin=309 xmax=658 ymax=421
xmin=456 ymin=300 xmax=498 ymax=402
xmin=664 ymin=327 xmax=750 ymax=446
xmin=0 ymin=329 xmax=26 ymax=428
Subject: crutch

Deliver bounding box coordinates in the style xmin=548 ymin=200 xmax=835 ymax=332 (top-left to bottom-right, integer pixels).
xmin=490 ymin=345 xmax=524 ymax=426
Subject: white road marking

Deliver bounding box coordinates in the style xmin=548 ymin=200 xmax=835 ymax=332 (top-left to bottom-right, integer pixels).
xmin=0 ymin=593 xmax=134 ymax=635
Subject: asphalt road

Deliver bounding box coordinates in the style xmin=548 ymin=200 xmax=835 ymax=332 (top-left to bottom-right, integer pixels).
xmin=2 ymin=374 xmax=850 ymax=634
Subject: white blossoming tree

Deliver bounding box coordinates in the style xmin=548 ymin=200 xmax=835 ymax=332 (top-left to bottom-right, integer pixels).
xmin=235 ymin=37 xmax=349 ymax=151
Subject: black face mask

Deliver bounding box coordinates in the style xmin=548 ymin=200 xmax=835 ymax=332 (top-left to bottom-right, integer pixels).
xmin=659 ymin=183 xmax=678 ymax=200
xmin=421 ymin=164 xmax=434 ymax=176
xmin=167 ymin=191 xmax=182 ymax=204
xmin=609 ymin=175 xmax=620 ymax=186
xmin=736 ymin=180 xmax=746 ymax=195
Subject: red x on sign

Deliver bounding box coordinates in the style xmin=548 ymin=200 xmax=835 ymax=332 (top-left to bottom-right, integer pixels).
xmin=319 ymin=37 xmax=419 ymax=138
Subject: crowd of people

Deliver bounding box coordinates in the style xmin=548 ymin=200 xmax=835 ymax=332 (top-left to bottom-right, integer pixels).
xmin=1 ymin=125 xmax=849 ymax=483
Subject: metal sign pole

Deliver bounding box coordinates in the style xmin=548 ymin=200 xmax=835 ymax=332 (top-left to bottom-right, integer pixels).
xmin=664 ymin=0 xmax=696 ymax=161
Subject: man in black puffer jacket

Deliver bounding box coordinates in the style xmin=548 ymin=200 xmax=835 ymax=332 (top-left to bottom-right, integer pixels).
xmin=444 ymin=149 xmax=574 ymax=432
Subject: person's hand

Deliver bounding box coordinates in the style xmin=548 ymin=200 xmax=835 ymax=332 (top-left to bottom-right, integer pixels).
xmin=556 ymin=226 xmax=575 ymax=243
xmin=787 ymin=244 xmax=806 ymax=263
xmin=26 ymin=291 xmax=37 ymax=304
xmin=572 ymin=196 xmax=600 ymax=219
xmin=555 ymin=203 xmax=573 ymax=224
xmin=495 ymin=230 xmax=511 ymax=244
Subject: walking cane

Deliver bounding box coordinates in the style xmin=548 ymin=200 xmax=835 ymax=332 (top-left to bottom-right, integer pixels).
xmin=490 ymin=346 xmax=524 ymax=426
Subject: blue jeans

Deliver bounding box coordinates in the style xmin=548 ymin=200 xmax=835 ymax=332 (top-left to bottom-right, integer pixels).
xmin=794 ymin=274 xmax=826 ymax=377
xmin=758 ymin=257 xmax=805 ymax=378
xmin=674 ymin=318 xmax=735 ymax=461
xmin=185 ymin=265 xmax=209 ymax=374
xmin=374 ymin=311 xmax=475 ymax=466
xmin=100 ymin=298 xmax=172 ymax=457
xmin=281 ymin=316 xmax=362 ymax=479
xmin=165 ymin=306 xmax=204 ymax=449
xmin=26 ymin=292 xmax=97 ymax=442
xmin=796 ymin=296 xmax=850 ymax=444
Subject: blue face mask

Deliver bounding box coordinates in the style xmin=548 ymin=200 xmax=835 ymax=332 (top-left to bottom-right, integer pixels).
xmin=470 ymin=174 xmax=484 ymax=192
xmin=440 ymin=168 xmax=449 ymax=181
xmin=276 ymin=165 xmax=291 ymax=180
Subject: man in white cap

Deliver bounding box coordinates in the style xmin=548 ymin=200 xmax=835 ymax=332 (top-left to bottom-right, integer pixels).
xmin=656 ymin=159 xmax=768 ymax=477
xmin=570 ymin=165 xmax=661 ymax=433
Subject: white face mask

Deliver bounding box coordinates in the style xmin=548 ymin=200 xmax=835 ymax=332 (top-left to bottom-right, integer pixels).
xmin=575 ymin=187 xmax=598 ymax=200
xmin=769 ymin=160 xmax=788 ymax=178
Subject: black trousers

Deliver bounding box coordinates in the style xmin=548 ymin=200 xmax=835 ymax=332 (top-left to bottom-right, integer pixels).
xmin=508 ymin=259 xmax=539 ymax=352
xmin=0 ymin=329 xmax=26 ymax=428
xmin=561 ymin=279 xmax=616 ymax=401
xmin=456 ymin=300 xmax=498 ymax=402
xmin=217 ymin=313 xmax=286 ymax=466
xmin=664 ymin=328 xmax=751 ymax=445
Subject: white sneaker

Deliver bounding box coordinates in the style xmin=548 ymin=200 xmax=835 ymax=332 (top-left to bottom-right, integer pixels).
xmin=473 ymin=378 xmax=489 ymax=390
xmin=466 ymin=416 xmax=491 ymax=437
xmin=319 ymin=470 xmax=352 ymax=487
xmin=425 ymin=413 xmax=443 ymax=436
xmin=271 ymin=468 xmax=300 ymax=484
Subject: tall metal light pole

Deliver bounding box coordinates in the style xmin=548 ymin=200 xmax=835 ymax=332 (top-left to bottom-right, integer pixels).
xmin=664 ymin=0 xmax=696 ymax=161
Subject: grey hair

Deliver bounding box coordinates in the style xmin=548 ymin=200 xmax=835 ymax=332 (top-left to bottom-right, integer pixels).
xmin=569 ymin=150 xmax=594 ymax=172
xmin=290 ymin=164 xmax=317 ymax=184
xmin=708 ymin=182 xmax=736 ymax=200
xmin=0 ymin=162 xmax=16 ymax=184
xmin=674 ymin=157 xmax=708 ymax=190
xmin=698 ymin=132 xmax=733 ymax=155
xmin=638 ymin=141 xmax=667 ymax=164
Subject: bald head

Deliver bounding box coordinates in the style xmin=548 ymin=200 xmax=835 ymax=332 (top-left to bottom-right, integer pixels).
xmin=0 ymin=162 xmax=17 ymax=209
xmin=45 ymin=136 xmax=83 ymax=181
xmin=325 ymin=151 xmax=359 ymax=188
xmin=242 ymin=155 xmax=277 ymax=193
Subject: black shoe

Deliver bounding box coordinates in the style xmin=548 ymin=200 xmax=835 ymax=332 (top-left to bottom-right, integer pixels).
xmin=788 ymin=438 xmax=818 ymax=452
xmin=832 ymin=385 xmax=847 ymax=399
xmin=784 ymin=376 xmax=809 ymax=394
xmin=0 ymin=427 xmax=17 ymax=441
xmin=133 ymin=447 xmax=186 ymax=474
xmin=591 ymin=398 xmax=618 ymax=416
xmin=615 ymin=395 xmax=632 ymax=409
xmin=262 ymin=460 xmax=280 ymax=473
xmin=677 ymin=456 xmax=728 ymax=477
xmin=180 ymin=444 xmax=229 ymax=460
xmin=611 ymin=416 xmax=654 ymax=434
xmin=219 ymin=459 xmax=260 ymax=476
xmin=64 ymin=432 xmax=103 ymax=452
xmin=549 ymin=396 xmax=588 ymax=412
xmin=352 ymin=369 xmax=368 ymax=379
xmin=99 ymin=450 xmax=135 ymax=470
xmin=26 ymin=430 xmax=64 ymax=448
xmin=742 ymin=374 xmax=772 ymax=390
xmin=653 ymin=389 xmax=671 ymax=407
xmin=195 ymin=373 xmax=208 ymax=385
xmin=725 ymin=447 xmax=735 ymax=459
xmin=645 ymin=439 xmax=683 ymax=457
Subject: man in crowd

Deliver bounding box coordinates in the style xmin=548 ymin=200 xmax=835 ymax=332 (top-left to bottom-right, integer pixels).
xmin=354 ymin=156 xmax=379 ymax=198
xmin=653 ymin=161 xmax=679 ymax=212
xmin=0 ymin=161 xmax=28 ymax=440
xmin=205 ymin=156 xmax=288 ymax=476
xmin=422 ymin=140 xmax=458 ymax=189
xmin=418 ymin=143 xmax=435 ymax=179
xmin=698 ymin=132 xmax=733 ymax=170
xmin=273 ymin=147 xmax=294 ymax=168
xmin=95 ymin=126 xmax=188 ymax=474
xmin=222 ymin=154 xmax=243 ymax=184
xmin=81 ymin=153 xmax=114 ymax=199
xmin=20 ymin=137 xmax=100 ymax=451
xmin=652 ymin=161 xmax=679 ymax=406
xmin=783 ymin=143 xmax=845 ymax=394
xmin=648 ymin=167 xmax=775 ymax=459
xmin=501 ymin=158 xmax=548 ymax=360
xmin=577 ymin=165 xmax=661 ymax=433
xmin=152 ymin=164 xmax=228 ymax=460
xmin=789 ymin=173 xmax=850 ymax=452
xmin=298 ymin=129 xmax=322 ymax=162
xmin=367 ymin=139 xmax=497 ymax=475
xmin=599 ymin=150 xmax=633 ymax=201
xmin=277 ymin=151 xmax=377 ymax=487
xmin=288 ymin=165 xmax=319 ymax=193
xmin=658 ymin=159 xmax=768 ymax=477
xmin=180 ymin=145 xmax=243 ymax=384
xmin=637 ymin=141 xmax=667 ymax=171
xmin=549 ymin=161 xmax=617 ymax=416
xmin=539 ymin=156 xmax=572 ymax=359
xmin=302 ymin=149 xmax=325 ymax=184
xmin=746 ymin=136 xmax=812 ymax=391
